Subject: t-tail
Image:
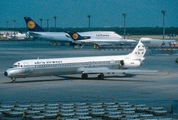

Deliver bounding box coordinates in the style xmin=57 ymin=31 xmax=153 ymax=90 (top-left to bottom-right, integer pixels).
xmin=24 ymin=17 xmax=44 ymax=32
xmin=129 ymin=39 xmax=146 ymax=61
xmin=66 ymin=31 xmax=91 ymax=41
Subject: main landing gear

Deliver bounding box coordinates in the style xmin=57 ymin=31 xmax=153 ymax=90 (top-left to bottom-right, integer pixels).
xmin=81 ymin=73 xmax=104 ymax=80
xmin=97 ymin=73 xmax=104 ymax=80
xmin=11 ymin=78 xmax=16 ymax=83
xmin=81 ymin=74 xmax=88 ymax=79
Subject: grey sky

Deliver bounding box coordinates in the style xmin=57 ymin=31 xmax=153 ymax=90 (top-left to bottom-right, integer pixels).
xmin=0 ymin=0 xmax=177 ymax=28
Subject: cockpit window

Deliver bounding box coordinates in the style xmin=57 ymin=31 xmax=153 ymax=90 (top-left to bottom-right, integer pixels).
xmin=14 ymin=65 xmax=18 ymax=67
xmin=13 ymin=63 xmax=20 ymax=67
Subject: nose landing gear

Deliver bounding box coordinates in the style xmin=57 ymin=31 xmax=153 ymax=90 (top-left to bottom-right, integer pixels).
xmin=11 ymin=78 xmax=16 ymax=83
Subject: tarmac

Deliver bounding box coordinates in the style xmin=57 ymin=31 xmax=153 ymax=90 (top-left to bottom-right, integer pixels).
xmin=0 ymin=40 xmax=178 ymax=119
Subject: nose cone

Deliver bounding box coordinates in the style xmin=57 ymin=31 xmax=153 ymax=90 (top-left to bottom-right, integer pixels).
xmin=4 ymin=71 xmax=8 ymax=77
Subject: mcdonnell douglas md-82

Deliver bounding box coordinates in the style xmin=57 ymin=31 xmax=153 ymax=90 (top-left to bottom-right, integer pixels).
xmin=24 ymin=17 xmax=122 ymax=45
xmin=4 ymin=39 xmax=149 ymax=83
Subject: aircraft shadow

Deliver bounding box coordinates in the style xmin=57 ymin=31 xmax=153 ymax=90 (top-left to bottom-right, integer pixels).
xmin=2 ymin=78 xmax=64 ymax=84
xmin=58 ymin=74 xmax=152 ymax=82
xmin=59 ymin=74 xmax=153 ymax=82
xmin=2 ymin=73 xmax=152 ymax=84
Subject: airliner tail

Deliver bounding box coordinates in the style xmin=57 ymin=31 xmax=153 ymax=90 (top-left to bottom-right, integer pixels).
xmin=66 ymin=31 xmax=91 ymax=41
xmin=24 ymin=17 xmax=44 ymax=32
xmin=129 ymin=39 xmax=146 ymax=59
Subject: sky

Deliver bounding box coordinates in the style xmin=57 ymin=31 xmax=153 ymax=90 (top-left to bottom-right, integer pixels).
xmin=0 ymin=0 xmax=177 ymax=28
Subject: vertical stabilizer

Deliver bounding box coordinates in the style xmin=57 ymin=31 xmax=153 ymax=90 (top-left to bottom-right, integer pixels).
xmin=66 ymin=31 xmax=91 ymax=41
xmin=24 ymin=17 xmax=44 ymax=32
xmin=129 ymin=39 xmax=146 ymax=60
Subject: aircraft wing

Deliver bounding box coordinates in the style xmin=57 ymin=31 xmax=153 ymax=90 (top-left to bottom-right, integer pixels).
xmin=95 ymin=41 xmax=136 ymax=46
xmin=77 ymin=67 xmax=158 ymax=74
xmin=28 ymin=32 xmax=42 ymax=37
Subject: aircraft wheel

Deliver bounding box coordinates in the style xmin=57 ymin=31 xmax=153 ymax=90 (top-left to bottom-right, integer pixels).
xmin=82 ymin=74 xmax=88 ymax=79
xmin=175 ymin=58 xmax=178 ymax=64
xmin=11 ymin=78 xmax=16 ymax=83
xmin=98 ymin=73 xmax=104 ymax=80
xmin=54 ymin=42 xmax=58 ymax=46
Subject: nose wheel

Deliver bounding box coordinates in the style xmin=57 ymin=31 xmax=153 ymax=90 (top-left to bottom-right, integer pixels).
xmin=11 ymin=78 xmax=16 ymax=83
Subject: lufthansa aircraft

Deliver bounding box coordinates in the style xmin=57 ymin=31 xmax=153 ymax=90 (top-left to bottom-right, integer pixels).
xmin=24 ymin=17 xmax=71 ymax=44
xmin=24 ymin=17 xmax=122 ymax=45
xmin=5 ymin=39 xmax=147 ymax=83
xmin=67 ymin=31 xmax=136 ymax=47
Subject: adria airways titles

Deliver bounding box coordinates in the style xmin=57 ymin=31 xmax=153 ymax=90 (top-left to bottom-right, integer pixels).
xmin=4 ymin=39 xmax=151 ymax=83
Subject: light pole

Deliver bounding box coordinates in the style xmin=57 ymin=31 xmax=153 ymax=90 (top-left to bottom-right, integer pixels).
xmin=54 ymin=16 xmax=57 ymax=32
xmin=13 ymin=20 xmax=16 ymax=29
xmin=6 ymin=20 xmax=9 ymax=34
xmin=161 ymin=10 xmax=166 ymax=39
xmin=122 ymin=13 xmax=126 ymax=39
xmin=13 ymin=20 xmax=16 ymax=35
xmin=46 ymin=19 xmax=49 ymax=31
xmin=87 ymin=15 xmax=91 ymax=29
xmin=40 ymin=19 xmax=43 ymax=27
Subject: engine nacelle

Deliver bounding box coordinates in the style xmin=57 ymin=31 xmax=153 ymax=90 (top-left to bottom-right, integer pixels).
xmin=120 ymin=60 xmax=141 ymax=69
xmin=4 ymin=68 xmax=26 ymax=78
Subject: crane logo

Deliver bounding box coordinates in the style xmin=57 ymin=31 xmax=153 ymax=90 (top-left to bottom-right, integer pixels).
xmin=27 ymin=21 xmax=35 ymax=29
xmin=72 ymin=33 xmax=79 ymax=40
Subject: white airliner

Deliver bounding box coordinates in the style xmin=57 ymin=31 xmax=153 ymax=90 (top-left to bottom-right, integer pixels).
xmin=24 ymin=17 xmax=122 ymax=45
xmin=11 ymin=32 xmax=27 ymax=40
xmin=140 ymin=38 xmax=176 ymax=47
xmin=1 ymin=31 xmax=27 ymax=40
xmin=4 ymin=39 xmax=147 ymax=83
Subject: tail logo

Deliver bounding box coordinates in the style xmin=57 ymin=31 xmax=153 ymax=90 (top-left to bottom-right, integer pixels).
xmin=27 ymin=21 xmax=35 ymax=29
xmin=72 ymin=33 xmax=79 ymax=40
xmin=137 ymin=45 xmax=145 ymax=54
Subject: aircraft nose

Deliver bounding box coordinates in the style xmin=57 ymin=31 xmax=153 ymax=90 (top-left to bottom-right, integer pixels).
xmin=4 ymin=71 xmax=8 ymax=77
